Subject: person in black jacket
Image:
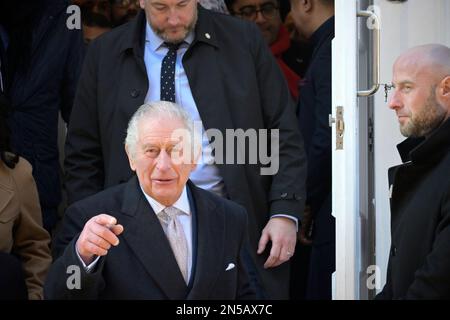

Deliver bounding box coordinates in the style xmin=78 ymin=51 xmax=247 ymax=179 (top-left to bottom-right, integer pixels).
xmin=45 ymin=101 xmax=255 ymax=300
xmin=0 ymin=0 xmax=85 ymax=232
xmin=376 ymin=44 xmax=450 ymax=299
xmin=1 ymin=56 xmax=52 ymax=300
xmin=64 ymin=0 xmax=307 ymax=299
xmin=290 ymin=0 xmax=334 ymax=299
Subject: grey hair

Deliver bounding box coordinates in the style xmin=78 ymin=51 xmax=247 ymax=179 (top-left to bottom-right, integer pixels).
xmin=125 ymin=101 xmax=200 ymax=159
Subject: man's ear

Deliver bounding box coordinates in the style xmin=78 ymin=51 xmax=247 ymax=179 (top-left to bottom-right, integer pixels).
xmin=125 ymin=145 xmax=136 ymax=171
xmin=440 ymin=75 xmax=450 ymax=97
xmin=303 ymin=0 xmax=313 ymax=12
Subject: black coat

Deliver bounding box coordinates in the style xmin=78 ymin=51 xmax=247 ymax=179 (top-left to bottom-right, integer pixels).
xmin=45 ymin=178 xmax=255 ymax=300
xmin=377 ymin=118 xmax=450 ymax=299
xmin=296 ymin=17 xmax=334 ymax=300
xmin=297 ymin=17 xmax=334 ymax=245
xmin=64 ymin=7 xmax=307 ymax=298
xmin=4 ymin=0 xmax=84 ymax=228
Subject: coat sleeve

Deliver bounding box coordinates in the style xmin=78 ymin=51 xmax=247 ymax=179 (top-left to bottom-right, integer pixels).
xmin=60 ymin=25 xmax=85 ymax=124
xmin=235 ymin=206 xmax=257 ymax=300
xmin=248 ymin=23 xmax=307 ymax=220
xmin=44 ymin=237 xmax=107 ymax=300
xmin=64 ymin=39 xmax=104 ymax=205
xmin=12 ymin=159 xmax=52 ymax=300
xmin=305 ymin=52 xmax=332 ymax=216
xmin=44 ymin=203 xmax=106 ymax=299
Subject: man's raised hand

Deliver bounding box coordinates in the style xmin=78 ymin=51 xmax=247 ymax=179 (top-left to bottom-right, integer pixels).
xmin=76 ymin=214 xmax=124 ymax=265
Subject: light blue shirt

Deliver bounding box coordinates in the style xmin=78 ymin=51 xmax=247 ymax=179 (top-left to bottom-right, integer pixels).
xmin=143 ymin=23 xmax=226 ymax=197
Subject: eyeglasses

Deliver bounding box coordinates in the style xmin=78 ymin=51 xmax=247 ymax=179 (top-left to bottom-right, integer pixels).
xmin=234 ymin=2 xmax=279 ymax=21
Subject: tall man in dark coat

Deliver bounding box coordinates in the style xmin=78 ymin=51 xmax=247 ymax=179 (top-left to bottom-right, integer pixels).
xmin=46 ymin=101 xmax=255 ymax=299
xmin=290 ymin=0 xmax=334 ymax=299
xmin=0 ymin=0 xmax=85 ymax=231
xmin=64 ymin=0 xmax=307 ymax=299
xmin=376 ymin=44 xmax=450 ymax=299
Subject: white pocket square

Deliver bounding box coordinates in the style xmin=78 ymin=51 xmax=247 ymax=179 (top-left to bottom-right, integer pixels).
xmin=225 ymin=263 xmax=235 ymax=271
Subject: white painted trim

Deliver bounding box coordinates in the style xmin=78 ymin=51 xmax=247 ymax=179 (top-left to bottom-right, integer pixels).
xmin=333 ymin=0 xmax=359 ymax=300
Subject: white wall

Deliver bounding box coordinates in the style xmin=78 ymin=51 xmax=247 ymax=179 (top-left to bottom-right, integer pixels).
xmin=373 ymin=0 xmax=450 ymax=291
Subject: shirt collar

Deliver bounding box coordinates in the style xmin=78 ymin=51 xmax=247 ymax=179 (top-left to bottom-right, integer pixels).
xmin=145 ymin=22 xmax=194 ymax=52
xmin=141 ymin=184 xmax=191 ymax=216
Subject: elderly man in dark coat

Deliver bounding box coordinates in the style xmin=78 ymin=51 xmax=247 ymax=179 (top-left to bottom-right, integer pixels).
xmin=64 ymin=0 xmax=307 ymax=299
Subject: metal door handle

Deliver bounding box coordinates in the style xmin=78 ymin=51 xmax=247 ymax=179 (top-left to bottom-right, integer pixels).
xmin=357 ymin=10 xmax=380 ymax=97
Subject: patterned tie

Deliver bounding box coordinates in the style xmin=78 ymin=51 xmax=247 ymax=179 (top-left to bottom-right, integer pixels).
xmin=158 ymin=206 xmax=189 ymax=283
xmin=160 ymin=42 xmax=181 ymax=102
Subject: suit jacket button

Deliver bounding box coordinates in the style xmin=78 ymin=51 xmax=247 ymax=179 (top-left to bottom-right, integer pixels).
xmin=281 ymin=193 xmax=288 ymax=198
xmin=130 ymin=89 xmax=140 ymax=98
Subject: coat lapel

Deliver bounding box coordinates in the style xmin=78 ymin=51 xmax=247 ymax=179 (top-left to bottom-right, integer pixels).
xmin=187 ymin=182 xmax=225 ymax=299
xmin=183 ymin=49 xmax=234 ymax=138
xmin=182 ymin=8 xmax=252 ymax=206
xmin=117 ymin=10 xmax=147 ymax=122
xmin=120 ymin=177 xmax=188 ymax=299
xmin=183 ymin=7 xmax=234 ymax=148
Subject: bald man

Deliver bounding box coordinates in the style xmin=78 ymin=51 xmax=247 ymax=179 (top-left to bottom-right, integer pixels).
xmin=376 ymin=44 xmax=450 ymax=299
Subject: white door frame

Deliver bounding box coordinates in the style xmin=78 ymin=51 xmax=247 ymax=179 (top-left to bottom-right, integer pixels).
xmin=332 ymin=0 xmax=359 ymax=300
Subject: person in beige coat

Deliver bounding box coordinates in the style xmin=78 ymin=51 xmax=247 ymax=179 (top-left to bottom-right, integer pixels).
xmin=0 ymin=105 xmax=52 ymax=300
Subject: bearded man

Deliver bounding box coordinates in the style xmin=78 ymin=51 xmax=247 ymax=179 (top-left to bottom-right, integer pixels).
xmin=376 ymin=44 xmax=450 ymax=299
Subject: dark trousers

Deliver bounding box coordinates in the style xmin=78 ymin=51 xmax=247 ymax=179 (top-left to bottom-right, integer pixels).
xmin=242 ymin=244 xmax=268 ymax=299
xmin=306 ymin=194 xmax=335 ymax=300
xmin=0 ymin=252 xmax=28 ymax=300
xmin=290 ymin=241 xmax=312 ymax=299
xmin=306 ymin=241 xmax=335 ymax=300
